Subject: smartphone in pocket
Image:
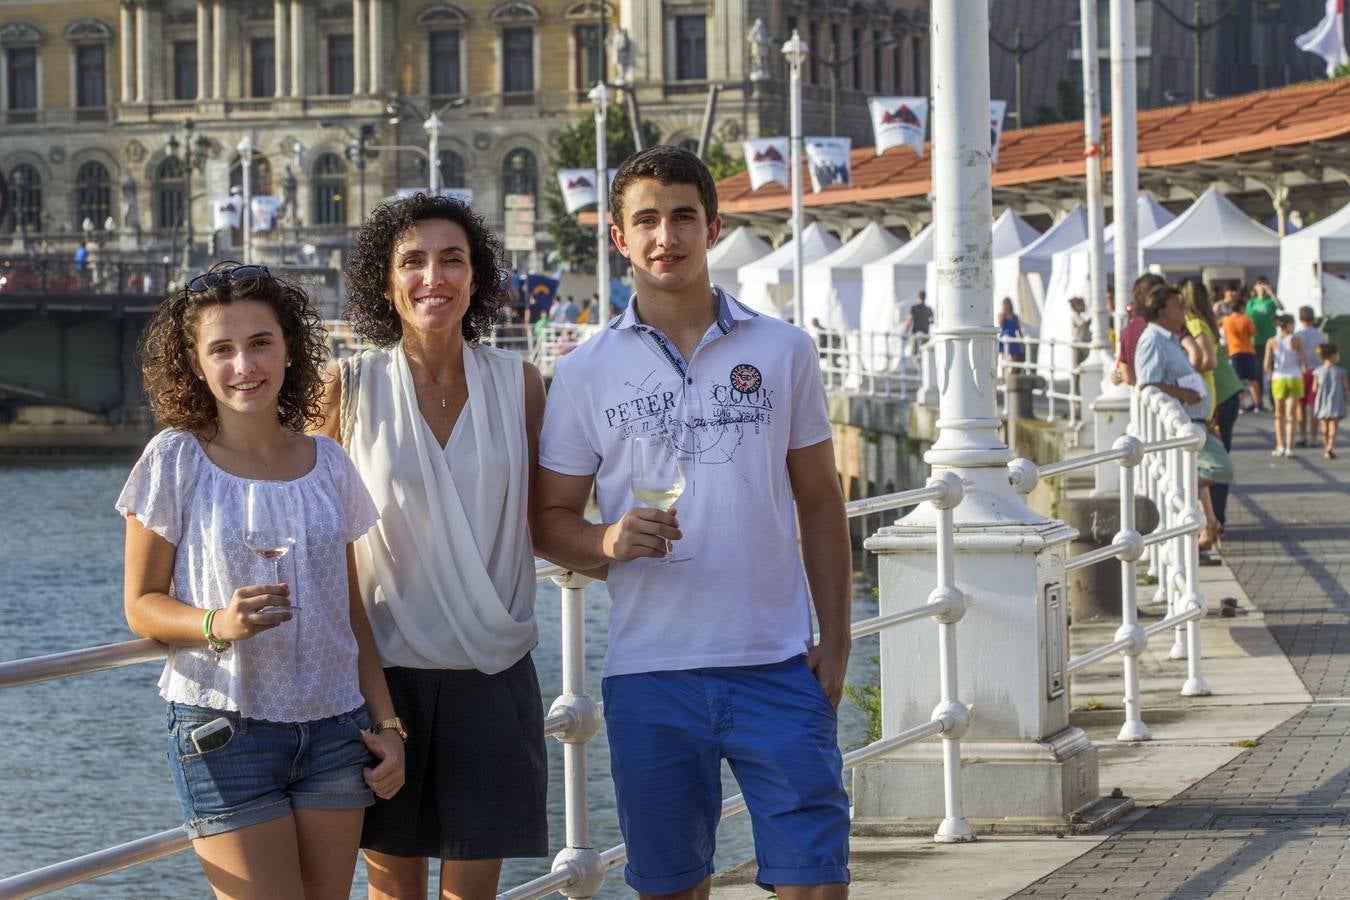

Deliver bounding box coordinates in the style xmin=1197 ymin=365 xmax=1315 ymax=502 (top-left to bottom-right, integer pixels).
xmin=189 ymin=717 xmax=234 ymax=754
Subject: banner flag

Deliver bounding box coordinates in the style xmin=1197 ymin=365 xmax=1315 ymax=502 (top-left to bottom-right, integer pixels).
xmin=805 ymin=137 xmax=852 ymax=193
xmin=250 ymin=196 xmax=280 ymax=232
xmin=525 ymin=273 xmax=560 ymax=318
xmin=212 ymin=198 xmax=241 ymax=230
xmin=990 ymin=100 xmax=1008 ymax=163
xmin=742 ymin=137 xmax=790 ymax=190
xmin=557 ymin=168 xmax=599 ymax=214
xmin=1296 ymin=0 xmax=1349 ymax=76
xmin=869 ymin=96 xmax=928 ymax=156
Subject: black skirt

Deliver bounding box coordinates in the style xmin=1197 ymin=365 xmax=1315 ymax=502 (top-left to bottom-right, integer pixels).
xmin=360 ymin=654 xmax=549 ymax=860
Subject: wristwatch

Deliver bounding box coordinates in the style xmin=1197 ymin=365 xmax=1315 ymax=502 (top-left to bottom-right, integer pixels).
xmin=374 ymin=716 xmax=408 ymax=741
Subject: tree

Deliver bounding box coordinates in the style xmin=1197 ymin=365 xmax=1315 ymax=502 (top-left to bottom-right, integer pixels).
xmin=546 ymin=103 xmax=661 ymax=272
xmin=705 ymin=141 xmax=747 ymax=182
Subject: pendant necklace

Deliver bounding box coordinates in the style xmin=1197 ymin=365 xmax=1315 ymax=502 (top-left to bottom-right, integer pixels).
xmin=441 ymin=398 xmax=447 ymax=409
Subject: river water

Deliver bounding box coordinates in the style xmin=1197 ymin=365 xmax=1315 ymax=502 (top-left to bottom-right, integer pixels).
xmin=0 ymin=459 xmax=879 ymax=898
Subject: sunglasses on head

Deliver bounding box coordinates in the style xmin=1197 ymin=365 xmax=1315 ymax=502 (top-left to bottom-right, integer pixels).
xmin=187 ymin=265 xmax=272 ymax=294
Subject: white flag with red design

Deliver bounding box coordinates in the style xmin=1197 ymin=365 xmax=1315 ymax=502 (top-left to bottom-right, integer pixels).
xmin=869 ymin=96 xmax=928 ymax=156
xmin=742 ymin=138 xmax=790 ymax=190
xmin=1297 ymin=0 xmax=1349 ymax=76
xmin=557 ymin=169 xmax=600 ymax=214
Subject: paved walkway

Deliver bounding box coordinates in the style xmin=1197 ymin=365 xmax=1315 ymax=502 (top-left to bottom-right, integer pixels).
xmin=1014 ymin=412 xmax=1350 ymax=899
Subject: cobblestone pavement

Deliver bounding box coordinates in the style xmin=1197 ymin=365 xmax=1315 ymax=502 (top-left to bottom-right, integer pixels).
xmin=1014 ymin=412 xmax=1350 ymax=899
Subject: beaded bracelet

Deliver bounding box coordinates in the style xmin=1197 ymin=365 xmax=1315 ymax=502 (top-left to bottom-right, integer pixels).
xmin=202 ymin=608 xmax=231 ymax=653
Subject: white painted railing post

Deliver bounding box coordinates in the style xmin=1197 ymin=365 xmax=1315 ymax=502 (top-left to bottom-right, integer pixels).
xmin=919 ymin=338 xmax=938 ymax=406
xmin=1046 ymin=338 xmax=1057 ymax=421
xmin=547 ymin=572 xmax=606 ymax=898
xmin=1114 ymin=435 xmax=1151 ymax=741
xmin=929 ymin=474 xmax=974 ymax=843
xmin=1178 ymin=424 xmax=1211 ymax=696
xmin=1166 ymin=409 xmax=1188 ymax=660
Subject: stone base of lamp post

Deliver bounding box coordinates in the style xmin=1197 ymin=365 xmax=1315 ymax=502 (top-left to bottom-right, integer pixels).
xmin=855 ymin=515 xmax=1106 ymax=827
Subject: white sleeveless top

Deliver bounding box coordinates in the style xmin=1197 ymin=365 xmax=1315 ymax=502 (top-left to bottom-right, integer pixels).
xmin=346 ymin=341 xmax=538 ymax=672
xmin=116 ymin=430 xmax=379 ymax=722
xmin=1271 ymin=335 xmax=1303 ymax=379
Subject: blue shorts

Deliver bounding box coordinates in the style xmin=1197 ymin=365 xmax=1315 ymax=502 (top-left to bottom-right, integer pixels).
xmin=601 ymin=656 xmax=851 ymax=894
xmin=167 ymin=703 xmax=375 ymax=839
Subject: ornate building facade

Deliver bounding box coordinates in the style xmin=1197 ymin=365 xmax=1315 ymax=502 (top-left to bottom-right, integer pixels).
xmin=0 ymin=0 xmax=925 ymax=270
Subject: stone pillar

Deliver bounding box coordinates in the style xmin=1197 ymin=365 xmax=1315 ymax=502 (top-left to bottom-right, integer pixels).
xmin=290 ymin=0 xmax=304 ymax=97
xmin=212 ymin=0 xmax=226 ymax=99
xmin=352 ymin=0 xmax=367 ymax=95
xmin=135 ymin=1 xmax=149 ymax=103
xmin=274 ymin=0 xmax=288 ymax=97
xmin=120 ymin=2 xmax=135 ymax=102
xmin=368 ymin=0 xmax=383 ymax=96
xmin=196 ymin=0 xmax=210 ymax=100
xmin=853 ymin=0 xmax=1099 ymax=830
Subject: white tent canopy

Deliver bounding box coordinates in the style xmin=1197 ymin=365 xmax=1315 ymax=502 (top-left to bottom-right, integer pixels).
xmin=1278 ymin=201 xmax=1350 ymax=315
xmin=736 ymin=222 xmax=841 ymax=318
xmin=1140 ymin=186 xmax=1281 ymax=270
xmin=992 ymin=205 xmax=1087 ymax=331
xmin=924 ymin=209 xmax=1042 ymax=315
xmin=1039 ymin=194 xmax=1178 ymax=377
xmin=802 ymin=222 xmax=905 ymax=329
xmin=859 ymin=225 xmax=931 ymax=335
xmin=707 ymin=226 xmax=771 ymax=300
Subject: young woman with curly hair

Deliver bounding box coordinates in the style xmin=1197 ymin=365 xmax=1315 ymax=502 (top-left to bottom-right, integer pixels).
xmin=120 ymin=262 xmax=405 ymax=898
xmin=314 ymin=194 xmax=549 ymax=899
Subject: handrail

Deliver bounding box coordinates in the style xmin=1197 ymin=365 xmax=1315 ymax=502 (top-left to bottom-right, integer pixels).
xmin=0 ymin=830 xmax=190 ymax=899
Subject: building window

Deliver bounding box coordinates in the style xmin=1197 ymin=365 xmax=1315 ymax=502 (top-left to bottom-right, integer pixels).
xmin=328 ymin=34 xmax=354 ymax=94
xmin=501 ymin=147 xmax=536 ymax=206
xmin=429 ymin=30 xmax=461 ymax=95
xmin=75 ymin=44 xmax=106 ymax=107
xmin=850 ymin=28 xmax=861 ymax=88
xmin=503 ymin=27 xmax=534 ymax=93
xmin=438 ymin=150 xmax=466 ymax=190
xmin=912 ymin=36 xmax=923 ymax=95
xmin=172 ymin=42 xmax=197 ymax=100
xmin=6 ymin=163 xmax=41 ymax=232
xmin=7 ymin=48 xmax=38 ymax=111
xmin=312 ymin=152 xmax=347 ymax=225
xmin=808 ymin=21 xmax=819 ymax=84
xmin=871 ymin=30 xmax=881 ymax=91
xmin=75 ymin=160 xmax=112 ymax=227
xmin=674 ymin=15 xmax=706 ymax=81
xmin=574 ymin=24 xmax=603 ymax=89
xmin=155 ymin=156 xmax=185 ymax=229
xmin=251 ymin=38 xmax=275 ymax=97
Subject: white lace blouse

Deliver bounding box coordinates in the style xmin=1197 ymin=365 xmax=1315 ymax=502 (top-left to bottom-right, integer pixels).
xmin=116 ymin=429 xmax=379 ymax=722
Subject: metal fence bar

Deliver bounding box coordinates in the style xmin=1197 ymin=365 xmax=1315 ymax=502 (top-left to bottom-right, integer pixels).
xmin=1065 ymin=635 xmax=1137 ymax=674
xmin=1116 ymin=442 xmax=1150 ymax=741
xmin=0 ymin=829 xmax=191 ymax=899
xmin=0 ymin=638 xmax=166 ymax=690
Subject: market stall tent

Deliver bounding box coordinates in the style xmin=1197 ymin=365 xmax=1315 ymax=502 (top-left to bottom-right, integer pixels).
xmin=1278 ymin=201 xmax=1350 ymax=315
xmin=859 ymin=225 xmax=931 ymax=335
xmin=736 ymin=222 xmax=842 ymax=318
xmin=1139 ymin=186 xmax=1280 ymax=270
xmin=707 ymin=226 xmax=771 ymax=300
xmin=991 ymin=205 xmax=1087 ymax=331
xmin=802 ymin=222 xmax=905 ymax=330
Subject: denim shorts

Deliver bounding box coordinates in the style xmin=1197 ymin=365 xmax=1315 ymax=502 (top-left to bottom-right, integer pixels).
xmin=167 ymin=702 xmax=375 ymax=839
xmin=602 ymin=656 xmax=851 ymax=894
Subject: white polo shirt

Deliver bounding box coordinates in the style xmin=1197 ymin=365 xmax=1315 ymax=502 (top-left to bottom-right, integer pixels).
xmin=540 ymin=286 xmax=833 ymax=678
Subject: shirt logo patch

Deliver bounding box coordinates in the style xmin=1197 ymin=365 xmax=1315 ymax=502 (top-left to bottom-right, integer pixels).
xmin=730 ymin=363 xmax=762 ymax=394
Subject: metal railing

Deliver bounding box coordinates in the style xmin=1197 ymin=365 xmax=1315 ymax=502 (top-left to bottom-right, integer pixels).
xmin=806 ymin=327 xmax=927 ymax=399
xmin=0 ymin=478 xmax=977 ymax=899
xmin=998 ymin=335 xmax=1096 ymax=425
xmin=1008 ymin=385 xmax=1210 ymax=743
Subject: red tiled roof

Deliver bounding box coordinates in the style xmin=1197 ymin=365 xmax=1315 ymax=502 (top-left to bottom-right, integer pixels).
xmin=716 ymin=78 xmax=1350 ymax=215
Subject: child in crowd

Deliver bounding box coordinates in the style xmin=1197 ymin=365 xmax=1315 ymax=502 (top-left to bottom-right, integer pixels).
xmin=118 ymin=262 xmax=404 ymax=897
xmin=1314 ymin=342 xmax=1348 ymax=459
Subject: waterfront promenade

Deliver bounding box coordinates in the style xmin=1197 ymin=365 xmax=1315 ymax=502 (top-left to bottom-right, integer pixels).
xmin=714 ymin=411 xmax=1347 ymax=899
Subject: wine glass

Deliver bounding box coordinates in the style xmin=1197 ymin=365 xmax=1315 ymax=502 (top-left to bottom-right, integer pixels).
xmin=244 ymin=482 xmax=298 ymax=610
xmin=630 ymin=433 xmax=691 ymax=563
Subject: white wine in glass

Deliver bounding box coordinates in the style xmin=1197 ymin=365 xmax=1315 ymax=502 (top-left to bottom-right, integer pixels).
xmin=244 ymin=482 xmax=298 ymax=587
xmin=630 ymin=434 xmax=690 ymax=563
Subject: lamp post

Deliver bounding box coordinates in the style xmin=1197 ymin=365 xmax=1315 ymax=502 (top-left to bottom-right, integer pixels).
xmin=588 ymin=81 xmax=611 ymax=326
xmin=387 ymin=97 xmax=470 ymax=196
xmin=819 ymin=35 xmax=897 ymax=137
xmin=1153 ymin=0 xmax=1241 ymax=102
xmin=988 ymin=23 xmax=1072 ymax=127
xmin=237 ymin=136 xmax=254 ymax=264
xmin=167 ymin=119 xmax=209 ymax=278
xmin=1080 ymin=0 xmax=1108 ymax=370
xmin=782 ymin=30 xmax=808 ymax=329
xmin=1109 ymin=0 xmax=1139 ymax=338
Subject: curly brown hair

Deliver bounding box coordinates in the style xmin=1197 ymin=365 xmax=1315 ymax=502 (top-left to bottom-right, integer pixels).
xmin=345 ymin=193 xmax=505 ymax=346
xmin=140 ymin=262 xmax=329 ymax=435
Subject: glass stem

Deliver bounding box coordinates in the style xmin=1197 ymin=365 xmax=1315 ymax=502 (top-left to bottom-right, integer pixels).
xmin=273 ymin=557 xmax=280 ymax=585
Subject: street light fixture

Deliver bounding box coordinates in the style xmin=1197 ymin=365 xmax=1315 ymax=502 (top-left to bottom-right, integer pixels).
xmin=386 ymin=96 xmax=470 ymax=195
xmin=237 ymin=135 xmax=255 ymax=264
xmin=1153 ymin=0 xmax=1242 ymax=102
xmin=322 ymin=120 xmax=378 ymax=222
xmin=989 ymin=23 xmax=1073 ymax=127
xmin=167 ymin=118 xmax=210 ymax=278
xmin=782 ymin=29 xmax=808 ymax=330
xmin=816 ymin=34 xmax=897 ymax=137
xmin=588 ymin=82 xmax=611 ymax=326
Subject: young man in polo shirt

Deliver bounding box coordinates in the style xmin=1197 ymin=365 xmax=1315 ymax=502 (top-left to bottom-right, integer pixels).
xmin=533 ymin=146 xmax=852 ymax=900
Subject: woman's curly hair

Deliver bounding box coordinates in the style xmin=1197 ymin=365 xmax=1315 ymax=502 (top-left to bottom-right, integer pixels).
xmin=140 ymin=262 xmax=329 ymax=435
xmin=345 ymin=193 xmax=506 ymax=346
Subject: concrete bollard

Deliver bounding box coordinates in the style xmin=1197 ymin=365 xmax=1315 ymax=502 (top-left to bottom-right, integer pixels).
xmin=1060 ymin=494 xmax=1160 ymax=622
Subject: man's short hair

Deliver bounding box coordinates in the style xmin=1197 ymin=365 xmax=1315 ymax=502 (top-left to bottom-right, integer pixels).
xmin=609 ymin=145 xmax=718 ymax=226
xmin=1299 ymin=304 xmax=1316 ymax=322
xmin=1132 ymin=273 xmax=1166 ymax=311
xmin=1140 ymin=284 xmax=1178 ymax=322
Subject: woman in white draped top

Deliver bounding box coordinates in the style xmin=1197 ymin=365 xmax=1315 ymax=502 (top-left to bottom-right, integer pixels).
xmin=315 ymin=195 xmax=548 ymax=899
